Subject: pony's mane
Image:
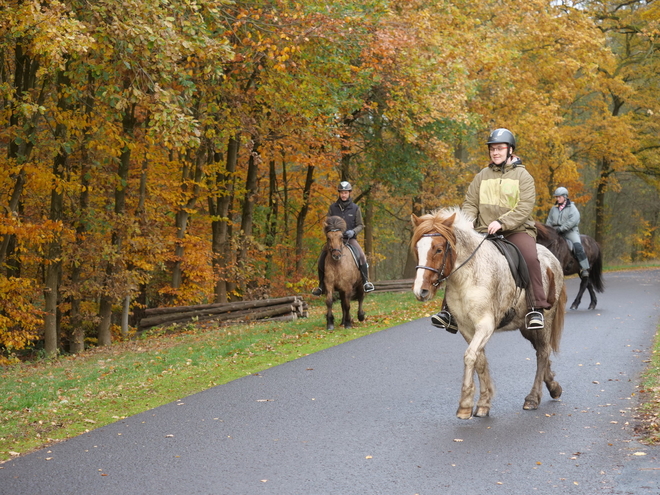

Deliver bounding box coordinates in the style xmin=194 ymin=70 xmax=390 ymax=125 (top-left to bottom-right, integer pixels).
xmin=411 ymin=207 xmax=475 ymax=249
xmin=324 ymin=215 xmax=346 ymax=234
xmin=535 ymin=222 xmax=559 ymax=243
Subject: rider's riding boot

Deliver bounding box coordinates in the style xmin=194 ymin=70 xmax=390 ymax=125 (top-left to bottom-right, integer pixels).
xmin=431 ymin=299 xmax=458 ymax=333
xmin=525 ymin=309 xmax=544 ymax=330
xmin=574 ymin=243 xmax=590 ymax=279
xmin=311 ymin=267 xmax=325 ymax=296
xmin=360 ymin=264 xmax=375 ymax=292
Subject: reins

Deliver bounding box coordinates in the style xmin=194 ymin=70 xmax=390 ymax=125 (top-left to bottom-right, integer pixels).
xmin=415 ymin=233 xmax=489 ymax=286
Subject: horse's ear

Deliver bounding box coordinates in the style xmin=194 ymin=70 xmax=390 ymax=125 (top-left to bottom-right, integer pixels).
xmin=411 ymin=214 xmax=421 ymax=227
xmin=441 ymin=212 xmax=456 ymax=228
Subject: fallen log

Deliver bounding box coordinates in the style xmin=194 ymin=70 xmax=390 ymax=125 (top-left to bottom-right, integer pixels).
xmin=143 ymin=296 xmax=301 ymax=317
xmin=139 ymin=302 xmax=299 ymax=329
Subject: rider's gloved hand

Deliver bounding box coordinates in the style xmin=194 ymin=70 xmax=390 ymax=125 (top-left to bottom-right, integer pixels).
xmin=343 ymin=230 xmax=355 ymax=239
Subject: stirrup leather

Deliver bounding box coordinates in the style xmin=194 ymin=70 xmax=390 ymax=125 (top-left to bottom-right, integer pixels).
xmin=525 ymin=309 xmax=544 ymax=330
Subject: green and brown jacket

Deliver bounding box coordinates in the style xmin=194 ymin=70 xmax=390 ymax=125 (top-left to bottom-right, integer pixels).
xmin=462 ymin=156 xmax=537 ymax=239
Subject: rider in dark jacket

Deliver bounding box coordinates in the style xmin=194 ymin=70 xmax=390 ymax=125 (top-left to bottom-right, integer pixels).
xmin=311 ymin=181 xmax=375 ymax=295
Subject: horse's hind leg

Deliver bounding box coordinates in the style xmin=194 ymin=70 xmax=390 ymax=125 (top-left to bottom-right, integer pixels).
xmin=570 ymin=277 xmax=588 ymax=310
xmin=586 ymin=282 xmax=598 ymax=310
xmin=522 ymin=330 xmax=559 ymax=410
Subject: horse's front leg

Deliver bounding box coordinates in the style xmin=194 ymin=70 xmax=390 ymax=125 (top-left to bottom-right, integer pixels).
xmin=457 ymin=321 xmax=494 ymax=419
xmin=357 ymin=292 xmax=365 ymax=322
xmin=570 ymin=277 xmax=588 ymax=310
xmin=325 ymin=291 xmax=335 ymax=331
xmin=340 ymin=291 xmax=352 ymax=328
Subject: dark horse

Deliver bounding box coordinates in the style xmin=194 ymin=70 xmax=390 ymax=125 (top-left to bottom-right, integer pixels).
xmin=535 ymin=222 xmax=604 ymax=310
xmin=322 ymin=216 xmax=365 ymax=330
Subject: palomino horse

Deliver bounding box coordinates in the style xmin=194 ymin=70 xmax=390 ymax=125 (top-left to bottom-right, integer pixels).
xmin=411 ymin=208 xmax=567 ymax=419
xmin=535 ymin=222 xmax=604 ymax=310
xmin=322 ymin=216 xmax=365 ymax=330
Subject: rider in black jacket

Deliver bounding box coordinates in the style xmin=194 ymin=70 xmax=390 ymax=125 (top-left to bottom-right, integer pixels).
xmin=311 ymin=181 xmax=375 ymax=295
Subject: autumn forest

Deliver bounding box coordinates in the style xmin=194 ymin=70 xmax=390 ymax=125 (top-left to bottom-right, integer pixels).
xmin=1 ymin=0 xmax=659 ymax=358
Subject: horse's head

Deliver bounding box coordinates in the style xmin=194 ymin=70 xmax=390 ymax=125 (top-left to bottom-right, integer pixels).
xmin=410 ymin=211 xmax=457 ymax=301
xmin=324 ymin=216 xmax=347 ymax=261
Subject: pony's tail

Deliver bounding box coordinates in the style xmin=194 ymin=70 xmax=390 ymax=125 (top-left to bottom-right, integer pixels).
xmin=544 ymin=267 xmax=565 ymax=354
xmin=590 ymin=249 xmax=605 ymax=293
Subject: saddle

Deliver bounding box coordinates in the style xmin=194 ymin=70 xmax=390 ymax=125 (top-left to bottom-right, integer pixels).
xmin=487 ymin=235 xmax=530 ymax=290
xmin=345 ymin=242 xmax=360 ymax=268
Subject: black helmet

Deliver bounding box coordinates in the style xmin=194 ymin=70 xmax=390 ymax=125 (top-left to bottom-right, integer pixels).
xmin=553 ymin=187 xmax=568 ymax=198
xmin=487 ymin=128 xmax=516 ymax=150
xmin=338 ymin=181 xmax=352 ymax=191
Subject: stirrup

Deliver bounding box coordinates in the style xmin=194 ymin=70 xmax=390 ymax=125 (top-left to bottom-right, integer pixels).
xmin=363 ymin=281 xmax=375 ymax=292
xmin=311 ymin=287 xmax=323 ymax=296
xmin=580 ymin=269 xmax=590 ymax=279
xmin=525 ymin=310 xmax=544 ymax=330
xmin=431 ymin=310 xmax=458 ymax=334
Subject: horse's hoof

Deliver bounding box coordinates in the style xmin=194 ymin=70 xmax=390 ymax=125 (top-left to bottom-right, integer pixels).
xmin=523 ymin=400 xmax=539 ymax=410
xmin=344 ymin=322 xmax=352 ymax=329
xmin=549 ymin=383 xmax=562 ymax=399
xmin=588 ymin=304 xmax=596 ymax=310
xmin=326 ymin=324 xmax=334 ymax=331
xmin=474 ymin=406 xmax=490 ymax=417
xmin=570 ymin=304 xmax=578 ymax=310
xmin=358 ymin=311 xmax=365 ymax=322
xmin=456 ymin=407 xmax=473 ymax=420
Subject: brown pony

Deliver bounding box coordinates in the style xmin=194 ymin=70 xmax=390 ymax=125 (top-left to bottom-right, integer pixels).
xmin=322 ymin=216 xmax=365 ymax=330
xmin=535 ymin=221 xmax=604 ymax=310
xmin=411 ymin=207 xmax=567 ymax=419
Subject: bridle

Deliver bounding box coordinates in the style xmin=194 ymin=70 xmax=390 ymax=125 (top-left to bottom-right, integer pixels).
xmin=327 ymin=228 xmax=345 ymax=259
xmin=415 ymin=232 xmax=489 ymax=287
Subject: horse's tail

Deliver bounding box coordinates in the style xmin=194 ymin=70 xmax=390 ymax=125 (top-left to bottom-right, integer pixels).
xmin=590 ymin=248 xmax=605 ymax=293
xmin=545 ymin=267 xmax=566 ymax=354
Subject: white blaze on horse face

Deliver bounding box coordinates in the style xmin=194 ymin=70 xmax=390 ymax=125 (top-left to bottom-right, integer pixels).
xmin=413 ymin=236 xmax=434 ymax=297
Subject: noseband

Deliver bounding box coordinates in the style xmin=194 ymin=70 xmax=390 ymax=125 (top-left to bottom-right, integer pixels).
xmin=415 ymin=233 xmax=452 ymax=287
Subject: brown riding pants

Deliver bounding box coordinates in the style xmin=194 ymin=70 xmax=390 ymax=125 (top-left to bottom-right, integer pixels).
xmin=505 ymin=232 xmax=551 ymax=310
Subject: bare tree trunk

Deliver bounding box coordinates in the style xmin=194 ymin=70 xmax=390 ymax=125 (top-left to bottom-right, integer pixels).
xmin=238 ymin=139 xmax=260 ymax=264
xmin=295 ymin=164 xmax=315 ymax=274
xmin=594 ymin=157 xmax=610 ymax=248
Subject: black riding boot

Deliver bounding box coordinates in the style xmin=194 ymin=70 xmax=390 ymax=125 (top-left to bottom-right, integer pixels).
xmin=311 ymin=252 xmax=327 ymax=296
xmin=431 ymin=298 xmax=458 ymax=333
xmin=359 ymin=264 xmax=375 ymax=292
xmin=573 ymin=243 xmax=590 ymax=278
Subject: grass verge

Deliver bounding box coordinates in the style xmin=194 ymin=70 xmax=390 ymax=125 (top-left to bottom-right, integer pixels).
xmin=636 ymin=322 xmax=660 ymax=445
xmin=0 ymin=291 xmax=438 ymax=462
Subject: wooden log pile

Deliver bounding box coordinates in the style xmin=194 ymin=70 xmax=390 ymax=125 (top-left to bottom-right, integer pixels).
xmin=138 ymin=296 xmax=308 ymax=330
xmin=371 ymin=279 xmax=413 ymax=293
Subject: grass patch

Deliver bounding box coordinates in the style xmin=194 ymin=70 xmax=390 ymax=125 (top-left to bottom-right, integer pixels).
xmin=636 ymin=322 xmax=660 ymax=445
xmin=0 ymin=291 xmax=438 ymax=462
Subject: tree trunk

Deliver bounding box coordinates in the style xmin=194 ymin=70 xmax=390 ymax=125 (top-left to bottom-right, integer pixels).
xmin=238 ymin=139 xmax=260 ymax=266
xmin=403 ymin=196 xmax=423 ymax=278
xmin=265 ymin=159 xmax=279 ymax=279
xmin=44 ymin=68 xmax=70 ymax=357
xmin=364 ymin=191 xmax=374 ymax=280
xmin=97 ymin=104 xmax=136 ymax=346
xmin=295 ymin=164 xmax=315 ymax=274
xmin=211 ymin=137 xmax=239 ymax=303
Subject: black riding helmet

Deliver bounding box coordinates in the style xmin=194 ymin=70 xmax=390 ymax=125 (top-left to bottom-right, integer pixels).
xmin=487 ymin=128 xmax=515 ymax=165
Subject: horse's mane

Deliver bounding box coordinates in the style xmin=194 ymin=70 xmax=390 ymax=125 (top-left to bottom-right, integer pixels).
xmin=324 ymin=215 xmax=346 ymax=234
xmin=535 ymin=222 xmax=559 ymax=243
xmin=411 ymin=207 xmax=475 ymax=251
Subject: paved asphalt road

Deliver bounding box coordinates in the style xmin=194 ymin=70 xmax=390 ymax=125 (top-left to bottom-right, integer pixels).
xmin=1 ymin=269 xmax=660 ymax=495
